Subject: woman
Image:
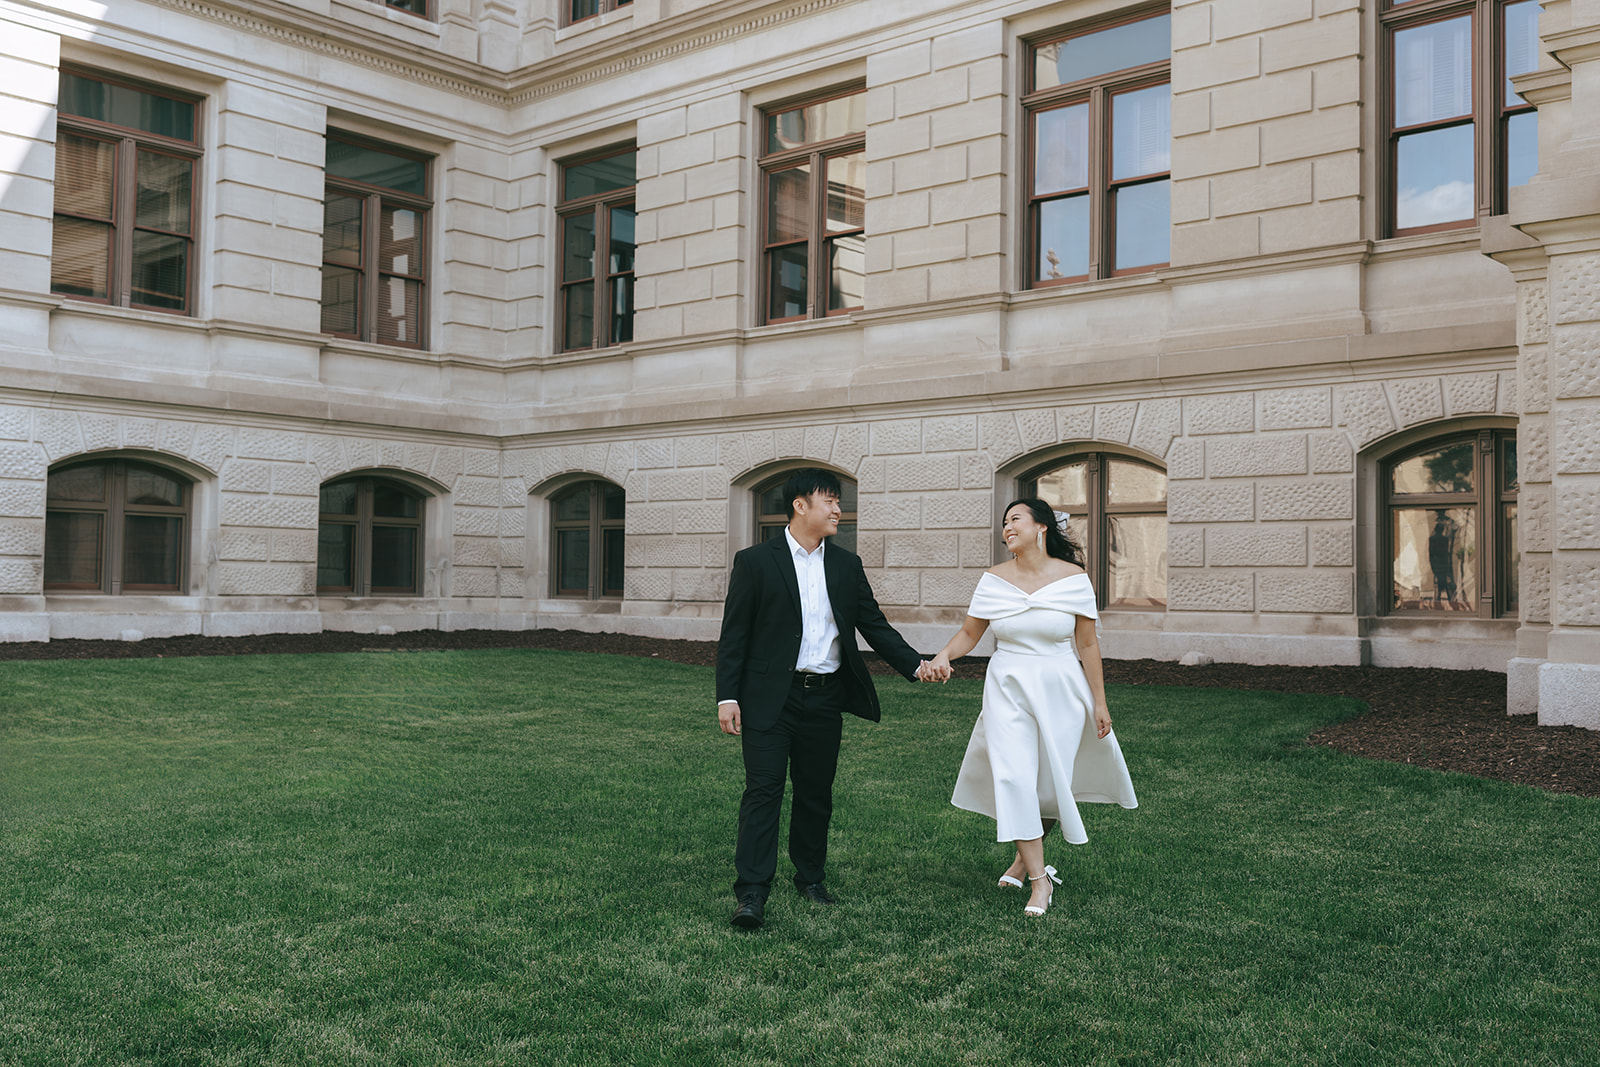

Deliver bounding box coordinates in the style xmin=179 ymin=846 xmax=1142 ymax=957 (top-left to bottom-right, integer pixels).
xmin=919 ymin=499 xmax=1138 ymax=916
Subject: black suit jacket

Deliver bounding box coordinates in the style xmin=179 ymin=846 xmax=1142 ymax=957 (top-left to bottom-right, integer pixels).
xmin=716 ymin=534 xmax=923 ymax=733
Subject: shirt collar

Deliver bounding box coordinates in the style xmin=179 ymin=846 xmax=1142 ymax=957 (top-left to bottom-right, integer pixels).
xmin=784 ymin=526 xmax=824 ymax=561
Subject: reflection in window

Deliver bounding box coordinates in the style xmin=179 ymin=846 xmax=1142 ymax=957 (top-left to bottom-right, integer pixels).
xmin=1025 ymin=453 xmax=1166 ymax=608
xmin=45 ymin=458 xmax=190 ymax=593
xmin=550 ymin=481 xmax=625 ymax=598
xmin=755 ymin=472 xmax=857 ymax=555
xmin=321 ymin=135 xmax=431 ymax=348
xmin=559 ymin=149 xmax=636 ymax=351
xmin=317 ymin=476 xmax=424 ymax=595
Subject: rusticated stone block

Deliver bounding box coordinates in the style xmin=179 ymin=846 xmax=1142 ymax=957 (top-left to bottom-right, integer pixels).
xmin=1167 ymin=439 xmax=1204 ymax=480
xmin=0 ymin=558 xmax=41 ymax=594
xmin=270 ymin=463 xmax=319 ymax=498
xmin=1168 ymin=526 xmax=1204 ymax=567
xmin=1553 ymin=324 xmax=1600 ymax=399
xmin=924 ymin=415 xmax=977 ymax=452
xmin=886 ymin=532 xmax=957 ymax=567
xmin=979 ymin=412 xmax=1024 ymax=462
xmin=870 ymin=571 xmax=920 ymax=606
xmin=624 ymin=538 xmax=647 ymax=568
xmin=1555 ymin=556 xmax=1600 ymax=625
xmin=1310 ymin=527 xmax=1353 ymax=567
xmin=0 ymin=407 xmax=30 ymax=440
xmin=1521 ymin=484 xmax=1551 ymax=551
xmin=1258 ymin=480 xmax=1352 ymax=521
xmin=1168 ymin=483 xmax=1253 ymax=522
xmin=1501 ymin=371 xmax=1518 ymax=415
xmin=1016 ymin=409 xmax=1057 ymax=452
xmin=462 ymin=449 xmax=498 ymax=477
xmin=452 ymin=569 xmax=497 ymax=598
xmin=82 ymin=416 xmax=116 ymax=452
xmin=1206 ymin=437 xmax=1308 ymax=478
xmin=675 ymin=503 xmax=726 ymax=534
xmin=871 ymin=419 xmax=922 ymax=455
xmin=220 ymin=496 xmax=318 ymax=529
xmin=218 ymin=528 xmax=270 ymax=561
xmin=1131 ymin=398 xmax=1182 ymax=460
xmin=804 ymin=426 xmax=837 ymax=464
xmin=454 ymin=506 xmax=497 ymax=537
xmin=1095 ymin=403 xmax=1138 ymax=444
xmin=217 ymin=562 xmax=314 ymax=596
xmin=1258 ymin=573 xmax=1352 ymax=614
xmin=0 ymin=445 xmax=46 ymax=481
xmin=647 ymin=538 xmax=701 ymax=568
xmin=833 ymin=424 xmax=869 ymax=472
xmin=408 ymin=445 xmax=439 ymax=480
xmin=432 ymin=447 xmax=465 ymax=487
xmin=718 ymin=434 xmax=749 ymax=477
xmin=221 ymin=461 xmax=272 ymax=494
xmin=453 ymin=537 xmax=503 ymax=568
xmin=604 ymin=443 xmax=633 ymax=486
xmin=1552 ymin=253 xmax=1600 ymax=324
xmin=886 ymin=455 xmax=960 ymax=491
xmin=0 ymin=518 xmax=43 ymax=556
xmin=0 ymin=480 xmax=44 ymax=519
xmin=920 ymin=492 xmax=992 ymax=529
xmin=961 ymin=531 xmax=996 ymax=568
xmin=628 ymin=504 xmax=673 ymax=535
xmin=1522 ymin=555 xmax=1550 ymax=622
xmin=1444 ymin=373 xmax=1498 ymax=415
xmin=37 ymin=411 xmax=81 ymax=462
xmin=923 ymin=571 xmax=981 ymax=607
xmin=1185 ymin=394 xmax=1254 ymax=435
xmin=499 ymin=569 xmax=525 ymax=598
xmin=962 ymin=455 xmax=994 ymax=490
xmin=1335 ymin=382 xmax=1395 ymax=446
xmin=500 ymin=506 xmax=526 ymax=539
xmin=775 ymin=427 xmax=806 ymax=458
xmin=857 ymin=459 xmax=886 ymax=493
xmin=647 ymin=469 xmax=702 ymax=501
xmin=1555 ymin=479 xmax=1600 ymax=549
xmin=625 ymin=571 xmax=672 ymax=601
xmin=1168 ymin=571 xmax=1253 ymax=611
xmin=236 ymin=429 xmax=304 ymax=462
xmin=1555 ymin=410 xmax=1600 ymax=474
xmin=1391 ymin=378 xmax=1444 ymax=426
xmin=1259 ymin=387 xmax=1331 ymax=430
xmin=454 ymin=476 xmax=500 ymax=507
xmin=860 ymin=497 xmax=923 ymax=530
xmin=1522 ymin=415 xmax=1550 ymax=481
xmin=580 ymin=443 xmax=609 ymax=478
xmin=623 ymin=471 xmax=647 ymax=501
xmin=857 ymin=532 xmax=884 ymax=568
xmin=1059 ymin=406 xmax=1094 ymax=441
xmin=1519 ymin=281 xmax=1548 ymax=345
xmin=674 ymin=569 xmax=726 ymax=602
xmin=123 ymin=419 xmax=159 ymax=450
xmin=746 ymin=431 xmax=779 ymax=468
xmin=310 ymin=436 xmax=346 ymax=480
xmin=343 ymin=438 xmax=377 ymax=471
xmin=158 ymin=421 xmax=195 ymax=457
xmin=1207 ymin=527 xmax=1306 ymax=567
xmin=1309 ymin=433 xmax=1354 ymax=474
xmin=272 ymin=530 xmax=318 ymax=563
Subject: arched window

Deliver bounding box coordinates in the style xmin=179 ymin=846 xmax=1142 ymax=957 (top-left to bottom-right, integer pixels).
xmin=753 ymin=471 xmax=857 ymax=553
xmin=1023 ymin=453 xmax=1167 ymax=609
xmin=1383 ymin=429 xmax=1517 ymax=616
xmin=317 ymin=476 xmax=424 ymax=595
xmin=45 ymin=458 xmax=191 ymax=593
xmin=550 ymin=480 xmax=625 ymax=598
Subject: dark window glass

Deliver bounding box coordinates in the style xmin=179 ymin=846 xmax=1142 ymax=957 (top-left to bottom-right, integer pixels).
xmin=59 ymin=72 xmax=195 ymax=142
xmin=566 ymin=0 xmax=630 ymax=26
xmin=323 ymin=136 xmax=431 ymax=347
xmin=317 ymin=477 xmax=424 ymax=596
xmin=550 ymin=481 xmax=626 ymax=598
xmin=559 ymin=149 xmax=634 ymax=352
xmin=326 ymin=140 xmax=427 ymax=197
xmin=317 ymin=523 xmax=355 ymax=590
xmin=44 ymin=512 xmax=103 ymax=587
xmin=45 ymin=459 xmax=189 ymax=594
xmin=565 ymin=152 xmax=637 ymax=199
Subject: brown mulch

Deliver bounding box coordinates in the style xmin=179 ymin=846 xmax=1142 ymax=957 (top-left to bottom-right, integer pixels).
xmin=4 ymin=628 xmax=1597 ymax=798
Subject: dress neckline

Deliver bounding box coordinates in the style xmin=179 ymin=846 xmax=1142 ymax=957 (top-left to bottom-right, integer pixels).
xmin=982 ymin=570 xmax=1089 ymax=597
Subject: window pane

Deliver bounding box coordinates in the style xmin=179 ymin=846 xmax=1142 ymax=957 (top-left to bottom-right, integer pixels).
xmin=1503 ymin=502 xmax=1519 ymax=613
xmin=317 ymin=522 xmax=354 ymax=589
xmin=554 ymin=487 xmax=591 ymax=522
xmin=122 ymin=515 xmax=181 ymax=587
xmin=45 ymin=512 xmax=103 ymax=586
xmin=827 ymin=234 xmax=865 ymax=311
xmin=1112 ymin=84 xmax=1171 ymax=180
xmin=1396 ymin=125 xmax=1474 ymax=229
xmin=570 ymin=0 xmax=599 ymax=20
xmin=563 ymin=212 xmax=596 ymax=283
xmin=372 ymin=482 xmax=419 ymax=518
xmin=49 ymin=465 xmax=106 ymax=503
xmin=59 ymin=72 xmax=195 ymax=141
xmin=1038 ymin=194 xmax=1090 ymax=280
xmin=766 ymin=93 xmax=866 ymax=153
xmin=1034 ymin=104 xmax=1089 ymax=196
xmin=758 ymin=482 xmax=789 ymax=518
xmin=130 ymin=230 xmax=188 ymax=310
xmin=609 ymin=276 xmax=633 ymax=344
xmin=1036 ymin=463 xmax=1089 ymax=511
xmin=825 ymin=152 xmax=865 ymax=233
xmin=1502 ymin=438 xmax=1519 ymax=490
xmin=1107 ymin=460 xmax=1167 ymax=505
xmin=601 ymin=484 xmax=624 ymax=521
xmin=1392 ymin=506 xmax=1476 ymax=611
xmin=378 ymin=276 xmax=422 ymax=345
xmin=1393 ymin=442 xmax=1475 ymax=494
xmin=760 ymin=522 xmax=787 ymax=542
xmin=54 ymin=132 xmax=115 ymax=218
xmin=609 ymin=207 xmax=635 ymax=273
xmin=124 ymin=466 xmax=183 ymax=507
xmin=380 ymin=207 xmax=420 ymax=277
xmin=321 ymin=482 xmax=358 ymax=516
xmin=832 ymin=522 xmax=856 ymax=555
xmin=557 ymin=528 xmax=590 ymax=593
xmin=839 ymin=479 xmax=857 ymax=514
xmin=321 ymin=266 xmax=360 ymax=335
xmin=1507 ymin=111 xmax=1538 ymax=190
xmin=1505 ymin=1 xmax=1540 ymax=106
xmin=135 ymin=151 xmax=191 ymax=233
xmin=767 ymin=165 xmax=811 ymax=243
xmin=1395 ymin=17 xmax=1472 ymax=127
xmin=327 ymin=139 xmax=426 ymax=197
xmin=1034 ymin=14 xmax=1171 ymax=90
xmin=602 ymin=527 xmax=625 ymax=596
xmin=371 ymin=526 xmax=417 ymax=592
xmin=565 ymin=281 xmax=595 ymax=350
xmin=564 ymin=151 xmax=635 ymax=200
xmin=1113 ymin=179 xmax=1170 ymax=270
xmin=51 ymin=217 xmax=111 ymax=299
xmin=386 ymin=0 xmax=427 ymax=13
xmin=767 ymin=245 xmax=809 ymax=320
xmin=1107 ymin=513 xmax=1166 ymax=608
xmin=323 ymin=195 xmax=363 ymax=268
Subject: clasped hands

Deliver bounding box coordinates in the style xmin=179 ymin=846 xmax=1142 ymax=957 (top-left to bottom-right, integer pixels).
xmin=915 ymin=656 xmax=953 ymax=684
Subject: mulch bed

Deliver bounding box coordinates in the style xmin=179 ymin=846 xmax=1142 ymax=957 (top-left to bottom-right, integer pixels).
xmin=5 ymin=628 xmax=1597 ymax=798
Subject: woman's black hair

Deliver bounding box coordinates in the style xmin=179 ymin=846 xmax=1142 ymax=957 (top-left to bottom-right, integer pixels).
xmin=1004 ymin=497 xmax=1085 ymax=567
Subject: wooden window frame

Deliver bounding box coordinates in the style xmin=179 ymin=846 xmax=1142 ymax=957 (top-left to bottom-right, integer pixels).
xmin=53 ymin=66 xmax=202 ymax=315
xmin=1021 ymin=452 xmax=1168 ymax=610
xmin=45 ymin=458 xmax=191 ymax=594
xmin=549 ymin=480 xmax=625 ymax=599
xmin=758 ymin=86 xmax=867 ymax=325
xmin=1381 ymin=428 xmax=1518 ymax=618
xmin=317 ymin=476 xmax=425 ymax=597
xmin=322 ymin=132 xmax=432 ymax=349
xmin=1023 ymin=8 xmax=1171 ymax=288
xmin=1381 ymin=0 xmax=1540 ymax=237
xmin=557 ymin=147 xmax=636 ymax=353
xmin=564 ymin=0 xmax=633 ymax=28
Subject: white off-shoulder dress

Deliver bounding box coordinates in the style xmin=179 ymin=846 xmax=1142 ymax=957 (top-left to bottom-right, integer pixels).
xmin=950 ymin=572 xmax=1138 ymax=843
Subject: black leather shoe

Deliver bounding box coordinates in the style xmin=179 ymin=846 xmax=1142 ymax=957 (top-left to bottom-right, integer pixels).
xmin=730 ymin=895 xmax=764 ymax=929
xmin=796 ymin=882 xmax=836 ymax=905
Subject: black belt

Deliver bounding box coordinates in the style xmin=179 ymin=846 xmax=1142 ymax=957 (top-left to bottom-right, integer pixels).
xmin=794 ymin=671 xmax=837 ymax=688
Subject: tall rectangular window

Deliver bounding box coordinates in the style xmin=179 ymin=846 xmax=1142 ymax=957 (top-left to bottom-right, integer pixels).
xmin=384 ymin=0 xmax=432 ymax=17
xmin=759 ymin=88 xmax=866 ymax=324
xmin=565 ymin=0 xmax=632 ymax=27
xmin=321 ymin=134 xmax=431 ymax=348
xmin=1384 ymin=0 xmax=1541 ymax=236
xmin=557 ymin=148 xmax=635 ymax=352
xmin=52 ymin=68 xmax=200 ymax=314
xmin=1025 ymin=11 xmax=1171 ymax=286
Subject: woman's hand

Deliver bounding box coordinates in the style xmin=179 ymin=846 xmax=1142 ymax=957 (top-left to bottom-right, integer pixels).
xmin=925 ymin=653 xmax=954 ymax=684
xmin=1094 ymin=704 xmax=1112 ymax=739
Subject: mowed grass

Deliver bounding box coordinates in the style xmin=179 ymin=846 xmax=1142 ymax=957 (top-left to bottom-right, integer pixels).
xmin=1 ymin=650 xmax=1595 ymax=1066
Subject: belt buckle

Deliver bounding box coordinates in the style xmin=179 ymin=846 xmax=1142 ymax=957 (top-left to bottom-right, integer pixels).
xmin=801 ymin=672 xmax=826 ymax=688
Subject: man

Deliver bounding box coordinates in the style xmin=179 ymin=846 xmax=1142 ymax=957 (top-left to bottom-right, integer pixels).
xmin=716 ymin=468 xmax=927 ymax=929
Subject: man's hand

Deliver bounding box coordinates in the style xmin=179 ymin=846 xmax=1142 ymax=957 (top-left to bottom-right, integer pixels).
xmin=718 ymin=701 xmax=742 ymax=735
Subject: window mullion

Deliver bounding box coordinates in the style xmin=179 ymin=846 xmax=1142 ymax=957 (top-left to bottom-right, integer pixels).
xmin=363 ymin=194 xmax=381 ymax=344
xmin=357 ymin=483 xmax=372 ymax=597
xmin=594 ymin=203 xmax=610 ymax=350
xmin=114 ymin=137 xmax=137 ymax=307
xmin=1088 ymin=87 xmax=1108 ymax=280
xmin=809 ymin=150 xmax=825 ymax=318
xmin=590 ymin=484 xmax=603 ymax=599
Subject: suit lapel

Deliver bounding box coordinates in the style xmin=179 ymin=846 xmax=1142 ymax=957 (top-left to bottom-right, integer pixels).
xmin=770 ymin=532 xmax=802 ymax=618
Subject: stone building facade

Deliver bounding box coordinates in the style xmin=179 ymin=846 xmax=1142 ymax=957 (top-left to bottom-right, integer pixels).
xmin=0 ymin=0 xmax=1596 ymax=726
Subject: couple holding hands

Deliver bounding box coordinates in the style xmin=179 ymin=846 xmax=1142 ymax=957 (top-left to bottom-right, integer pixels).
xmin=715 ymin=468 xmax=1137 ymax=929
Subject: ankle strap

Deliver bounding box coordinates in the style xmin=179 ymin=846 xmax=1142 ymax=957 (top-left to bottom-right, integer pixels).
xmin=1029 ymin=865 xmax=1062 ymax=886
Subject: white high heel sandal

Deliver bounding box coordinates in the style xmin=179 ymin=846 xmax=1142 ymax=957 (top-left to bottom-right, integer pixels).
xmin=1023 ymin=866 xmax=1062 ymax=916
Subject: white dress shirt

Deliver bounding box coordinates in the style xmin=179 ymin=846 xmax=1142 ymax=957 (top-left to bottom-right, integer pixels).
xmin=786 ymin=527 xmax=841 ymax=674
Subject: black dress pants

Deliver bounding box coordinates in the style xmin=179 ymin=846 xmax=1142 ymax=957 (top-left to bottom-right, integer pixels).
xmin=733 ymin=674 xmax=845 ymax=899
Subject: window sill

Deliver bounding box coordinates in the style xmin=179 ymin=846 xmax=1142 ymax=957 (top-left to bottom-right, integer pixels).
xmin=1009 ymin=271 xmax=1166 ymax=307
xmin=1370 ymin=226 xmax=1485 ymax=261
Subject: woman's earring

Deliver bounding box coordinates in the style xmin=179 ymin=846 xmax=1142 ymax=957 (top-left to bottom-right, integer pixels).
xmin=1036 ymin=530 xmax=1045 ymax=552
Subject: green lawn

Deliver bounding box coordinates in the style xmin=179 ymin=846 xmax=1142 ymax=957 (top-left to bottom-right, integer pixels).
xmin=1 ymin=649 xmax=1594 ymax=1066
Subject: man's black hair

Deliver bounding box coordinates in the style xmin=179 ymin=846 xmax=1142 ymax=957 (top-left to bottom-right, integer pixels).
xmin=783 ymin=467 xmax=843 ymax=519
